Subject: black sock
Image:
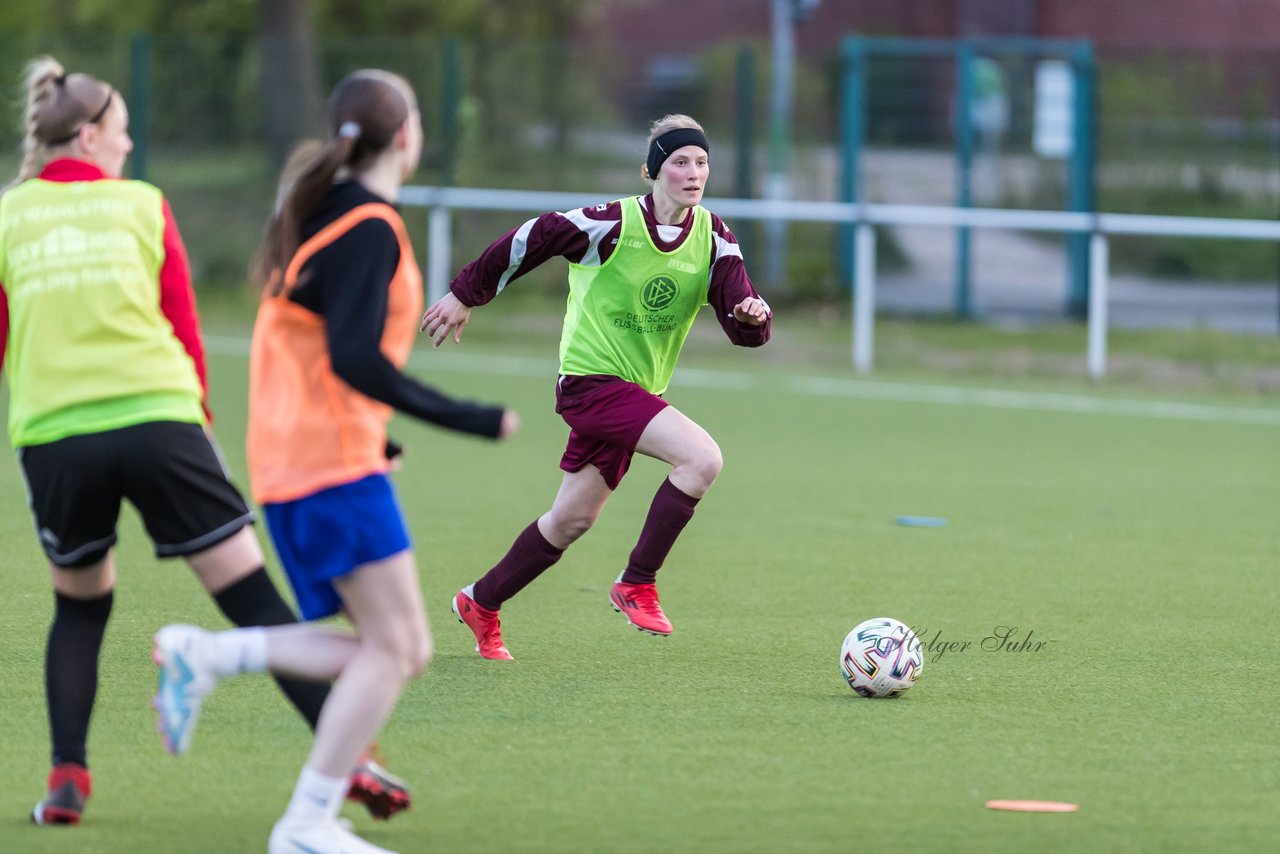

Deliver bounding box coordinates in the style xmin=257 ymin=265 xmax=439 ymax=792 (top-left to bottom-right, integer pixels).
xmin=47 ymin=590 xmax=113 ymax=768
xmin=212 ymin=568 xmax=329 ymax=731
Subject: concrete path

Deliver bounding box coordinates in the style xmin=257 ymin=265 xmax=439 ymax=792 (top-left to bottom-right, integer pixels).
xmin=862 ymin=150 xmax=1280 ymax=334
xmin=877 ymin=227 xmax=1280 ymax=334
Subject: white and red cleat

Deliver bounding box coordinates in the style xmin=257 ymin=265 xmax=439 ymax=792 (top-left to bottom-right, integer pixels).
xmin=610 ymin=581 xmax=673 ymax=635
xmin=347 ymin=752 xmax=411 ymax=820
xmin=452 ymin=585 xmax=514 ymax=660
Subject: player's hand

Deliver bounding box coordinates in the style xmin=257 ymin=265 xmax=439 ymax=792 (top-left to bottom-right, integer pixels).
xmin=420 ymin=292 xmax=472 ymax=347
xmin=497 ymin=409 xmax=520 ymax=440
xmin=732 ymin=296 xmax=769 ymax=326
xmin=385 ymin=438 xmax=404 ymax=472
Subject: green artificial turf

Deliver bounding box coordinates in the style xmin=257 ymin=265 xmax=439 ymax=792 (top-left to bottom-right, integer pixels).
xmin=1 ymin=319 xmax=1277 ymax=853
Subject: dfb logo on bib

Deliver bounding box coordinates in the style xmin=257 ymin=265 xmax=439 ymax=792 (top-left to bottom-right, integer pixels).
xmin=640 ymin=275 xmax=679 ymax=312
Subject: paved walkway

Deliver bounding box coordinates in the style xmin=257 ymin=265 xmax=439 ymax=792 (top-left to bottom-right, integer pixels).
xmin=877 ymin=226 xmax=1280 ymax=334
xmin=863 ymin=150 xmax=1280 ymax=335
xmin=535 ymin=133 xmax=1280 ymax=333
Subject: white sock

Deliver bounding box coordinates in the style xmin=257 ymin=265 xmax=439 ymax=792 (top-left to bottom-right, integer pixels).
xmin=282 ymin=765 xmax=349 ymax=823
xmin=210 ymin=627 xmax=269 ymax=677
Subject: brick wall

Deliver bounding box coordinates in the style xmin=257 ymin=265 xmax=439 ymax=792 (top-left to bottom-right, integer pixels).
xmin=1038 ymin=0 xmax=1280 ymax=50
xmin=581 ymin=0 xmax=1280 ymax=53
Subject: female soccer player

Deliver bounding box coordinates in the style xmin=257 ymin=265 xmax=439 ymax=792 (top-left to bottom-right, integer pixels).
xmin=0 ymin=55 xmax=399 ymax=827
xmin=153 ymin=69 xmax=517 ymax=854
xmin=420 ymin=114 xmax=771 ymax=660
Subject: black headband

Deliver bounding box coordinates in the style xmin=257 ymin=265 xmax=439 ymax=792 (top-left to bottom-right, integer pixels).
xmin=646 ymin=128 xmax=709 ymax=179
xmin=47 ymin=90 xmax=114 ymax=146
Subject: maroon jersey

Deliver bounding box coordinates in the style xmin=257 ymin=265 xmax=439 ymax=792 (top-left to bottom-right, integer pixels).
xmin=449 ymin=193 xmax=771 ymax=347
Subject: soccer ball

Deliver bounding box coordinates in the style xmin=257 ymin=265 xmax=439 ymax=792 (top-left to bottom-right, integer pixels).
xmin=840 ymin=617 xmax=924 ymax=698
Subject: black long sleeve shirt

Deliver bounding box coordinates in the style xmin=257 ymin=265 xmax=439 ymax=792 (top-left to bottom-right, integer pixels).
xmin=290 ymin=181 xmax=504 ymax=439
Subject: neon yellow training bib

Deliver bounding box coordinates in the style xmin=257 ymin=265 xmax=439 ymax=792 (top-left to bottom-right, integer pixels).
xmin=0 ymin=178 xmax=203 ymax=447
xmin=559 ymin=196 xmax=711 ymax=394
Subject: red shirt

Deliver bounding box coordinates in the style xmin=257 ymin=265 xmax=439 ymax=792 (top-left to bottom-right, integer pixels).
xmin=0 ymin=158 xmax=210 ymax=417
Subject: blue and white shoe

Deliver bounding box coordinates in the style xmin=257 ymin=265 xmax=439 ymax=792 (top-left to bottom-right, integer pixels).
xmin=269 ymin=817 xmax=398 ymax=854
xmin=152 ymin=624 xmax=219 ymax=755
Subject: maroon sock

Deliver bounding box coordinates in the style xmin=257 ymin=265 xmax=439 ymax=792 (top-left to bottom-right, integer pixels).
xmin=472 ymin=520 xmax=565 ymax=610
xmin=620 ymin=478 xmax=700 ymax=586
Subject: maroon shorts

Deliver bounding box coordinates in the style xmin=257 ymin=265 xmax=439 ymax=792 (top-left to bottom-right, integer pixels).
xmin=555 ymin=374 xmax=669 ymax=490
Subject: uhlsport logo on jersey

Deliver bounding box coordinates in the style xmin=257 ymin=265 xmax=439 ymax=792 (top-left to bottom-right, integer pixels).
xmin=640 ymin=274 xmax=679 ymax=312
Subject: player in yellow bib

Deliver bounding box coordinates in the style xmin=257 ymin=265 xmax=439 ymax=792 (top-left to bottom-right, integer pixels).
xmin=0 ymin=56 xmax=390 ymax=829
xmin=422 ymin=114 xmax=771 ymax=659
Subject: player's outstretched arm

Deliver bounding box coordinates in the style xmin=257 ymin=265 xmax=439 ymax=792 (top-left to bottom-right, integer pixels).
xmin=420 ymin=292 xmax=473 ymax=347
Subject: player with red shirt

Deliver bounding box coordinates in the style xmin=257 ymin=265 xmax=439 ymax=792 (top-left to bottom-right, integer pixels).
xmin=0 ymin=56 xmax=401 ymax=828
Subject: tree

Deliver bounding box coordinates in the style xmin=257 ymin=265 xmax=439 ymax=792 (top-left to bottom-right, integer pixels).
xmin=258 ymin=0 xmax=321 ymax=167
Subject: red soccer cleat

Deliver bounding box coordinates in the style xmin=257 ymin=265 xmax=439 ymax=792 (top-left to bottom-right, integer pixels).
xmin=31 ymin=762 xmax=91 ymax=825
xmin=347 ymin=752 xmax=411 ymax=821
xmin=610 ymin=581 xmax=673 ymax=636
xmin=453 ymin=585 xmax=514 ymax=660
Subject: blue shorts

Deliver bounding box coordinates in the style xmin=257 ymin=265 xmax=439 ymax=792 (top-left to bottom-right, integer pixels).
xmin=263 ymin=474 xmax=411 ymax=620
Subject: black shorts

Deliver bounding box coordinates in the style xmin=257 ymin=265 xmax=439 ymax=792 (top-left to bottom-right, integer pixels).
xmin=17 ymin=421 xmax=254 ymax=568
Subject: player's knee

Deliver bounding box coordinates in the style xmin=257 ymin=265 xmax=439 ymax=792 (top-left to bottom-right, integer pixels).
xmin=375 ymin=621 xmax=432 ymax=680
xmin=390 ymin=634 xmax=432 ymax=680
xmin=407 ymin=632 xmax=433 ymax=677
xmin=690 ymin=440 xmax=724 ymax=489
xmin=550 ymin=509 xmax=598 ymax=544
xmin=403 ymin=613 xmax=433 ymax=676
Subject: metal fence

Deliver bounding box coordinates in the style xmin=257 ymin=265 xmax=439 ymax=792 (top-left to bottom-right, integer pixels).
xmin=400 ymin=184 xmax=1280 ymax=376
xmin=2 ymin=31 xmax=1278 ymax=310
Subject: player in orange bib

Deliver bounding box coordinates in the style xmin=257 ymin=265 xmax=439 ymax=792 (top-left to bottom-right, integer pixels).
xmin=151 ymin=70 xmax=517 ymax=854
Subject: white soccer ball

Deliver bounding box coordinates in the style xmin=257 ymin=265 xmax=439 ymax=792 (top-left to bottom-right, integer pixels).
xmin=840 ymin=617 xmax=924 ymax=698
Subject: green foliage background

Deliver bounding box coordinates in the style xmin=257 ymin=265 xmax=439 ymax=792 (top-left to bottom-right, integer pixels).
xmin=3 ymin=4 xmax=1280 ymax=291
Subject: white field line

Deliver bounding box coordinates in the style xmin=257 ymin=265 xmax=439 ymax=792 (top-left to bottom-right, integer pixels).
xmin=202 ymin=335 xmax=1280 ymax=427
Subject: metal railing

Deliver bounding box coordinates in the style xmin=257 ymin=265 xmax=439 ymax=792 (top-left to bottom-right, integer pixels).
xmin=400 ymin=186 xmax=1280 ymax=378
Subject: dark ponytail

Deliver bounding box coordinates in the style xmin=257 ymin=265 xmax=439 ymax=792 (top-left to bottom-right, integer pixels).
xmin=254 ymin=70 xmax=412 ymax=292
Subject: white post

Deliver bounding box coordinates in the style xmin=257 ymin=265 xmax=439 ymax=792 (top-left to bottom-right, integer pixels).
xmin=763 ymin=0 xmax=794 ymax=290
xmin=1087 ymin=231 xmax=1109 ymax=379
xmin=853 ymin=222 xmax=876 ymax=373
xmin=427 ymin=205 xmax=452 ymax=306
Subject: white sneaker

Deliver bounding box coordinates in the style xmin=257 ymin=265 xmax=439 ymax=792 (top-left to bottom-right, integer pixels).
xmin=269 ymin=817 xmax=398 ymax=854
xmin=152 ymin=624 xmax=219 ymax=755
